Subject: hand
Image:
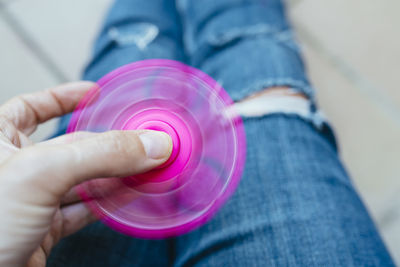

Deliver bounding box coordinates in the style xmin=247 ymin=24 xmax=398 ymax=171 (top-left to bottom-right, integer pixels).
xmin=0 ymin=82 xmax=172 ymax=267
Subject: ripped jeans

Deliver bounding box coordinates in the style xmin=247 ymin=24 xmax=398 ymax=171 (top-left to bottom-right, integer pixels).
xmin=48 ymin=0 xmax=394 ymax=266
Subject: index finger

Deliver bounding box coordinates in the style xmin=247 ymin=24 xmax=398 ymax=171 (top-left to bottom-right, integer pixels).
xmin=0 ymin=81 xmax=95 ymax=135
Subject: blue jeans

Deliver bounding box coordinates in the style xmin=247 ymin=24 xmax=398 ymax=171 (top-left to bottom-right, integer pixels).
xmin=48 ymin=0 xmax=394 ymax=266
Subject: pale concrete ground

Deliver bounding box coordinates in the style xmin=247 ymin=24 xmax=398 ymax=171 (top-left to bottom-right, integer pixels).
xmin=0 ymin=0 xmax=399 ymax=263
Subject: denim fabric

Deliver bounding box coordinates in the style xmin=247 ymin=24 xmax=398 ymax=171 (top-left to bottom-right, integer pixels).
xmin=56 ymin=0 xmax=186 ymax=134
xmin=173 ymin=115 xmax=393 ymax=266
xmin=48 ymin=0 xmax=394 ymax=266
xmin=176 ymin=0 xmax=314 ymax=102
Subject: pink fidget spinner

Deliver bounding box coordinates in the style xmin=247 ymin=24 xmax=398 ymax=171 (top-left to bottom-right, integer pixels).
xmin=68 ymin=59 xmax=246 ymax=238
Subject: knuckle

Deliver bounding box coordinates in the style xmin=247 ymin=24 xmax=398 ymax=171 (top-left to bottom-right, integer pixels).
xmin=100 ymin=131 xmax=142 ymax=159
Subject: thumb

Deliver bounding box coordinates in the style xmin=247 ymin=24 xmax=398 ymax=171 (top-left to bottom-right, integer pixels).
xmin=5 ymin=130 xmax=172 ymax=200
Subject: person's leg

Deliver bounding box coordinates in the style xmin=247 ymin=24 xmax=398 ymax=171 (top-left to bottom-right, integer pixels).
xmin=48 ymin=0 xmax=184 ymax=266
xmin=173 ymin=0 xmax=395 ymax=265
xmin=55 ymin=0 xmax=186 ymax=135
xmin=177 ymin=0 xmax=313 ymax=102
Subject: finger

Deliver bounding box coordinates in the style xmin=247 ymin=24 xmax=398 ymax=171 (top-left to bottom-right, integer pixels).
xmin=8 ymin=130 xmax=172 ymax=202
xmin=39 ymin=130 xmax=162 ymax=200
xmin=60 ymin=202 xmax=97 ymax=238
xmin=38 ymin=129 xmax=149 ymax=146
xmin=38 ymin=131 xmax=98 ymax=146
xmin=61 ymin=177 xmax=125 ymax=206
xmin=61 ymin=176 xmax=133 ymax=206
xmin=0 ymin=81 xmax=96 ymax=135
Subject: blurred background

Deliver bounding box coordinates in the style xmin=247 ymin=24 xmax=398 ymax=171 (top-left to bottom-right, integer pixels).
xmin=0 ymin=0 xmax=399 ymax=263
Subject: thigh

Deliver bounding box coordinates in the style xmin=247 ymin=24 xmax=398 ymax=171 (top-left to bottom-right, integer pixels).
xmin=56 ymin=0 xmax=186 ymax=135
xmin=173 ymin=115 xmax=394 ymax=266
xmin=174 ymin=1 xmax=393 ymax=264
xmin=177 ymin=0 xmax=312 ymax=102
xmin=48 ymin=222 xmax=171 ymax=266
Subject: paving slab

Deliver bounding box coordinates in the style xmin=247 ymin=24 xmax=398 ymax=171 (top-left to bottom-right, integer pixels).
xmin=0 ymin=14 xmax=58 ymax=141
xmin=289 ymin=0 xmax=400 ymax=111
xmin=299 ymin=39 xmax=400 ymax=264
xmin=6 ymin=0 xmax=112 ymax=81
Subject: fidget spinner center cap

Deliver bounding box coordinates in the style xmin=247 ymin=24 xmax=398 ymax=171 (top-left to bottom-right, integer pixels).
xmin=137 ymin=120 xmax=180 ymax=168
xmin=122 ymin=109 xmax=192 ymax=182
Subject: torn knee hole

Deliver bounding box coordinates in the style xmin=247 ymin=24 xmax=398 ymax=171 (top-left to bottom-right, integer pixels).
xmin=233 ymin=87 xmax=311 ymax=118
xmin=241 ymin=87 xmax=308 ymax=101
xmin=108 ymin=23 xmax=159 ymax=50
